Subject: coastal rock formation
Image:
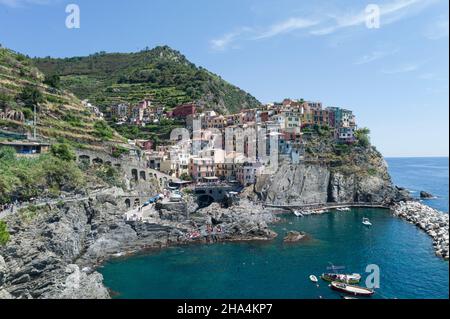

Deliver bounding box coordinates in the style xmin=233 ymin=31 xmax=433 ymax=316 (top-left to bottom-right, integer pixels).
xmin=0 ymin=188 xmax=278 ymax=299
xmin=420 ymin=191 xmax=435 ymax=199
xmin=193 ymin=200 xmax=278 ymax=241
xmin=256 ymin=164 xmax=330 ymax=205
xmin=255 ymin=148 xmax=409 ymax=206
xmin=0 ymin=255 xmax=6 ymax=286
xmin=283 ymin=231 xmax=307 ymax=243
xmin=0 ymin=289 xmax=13 ymax=299
xmin=58 ymin=265 xmax=109 ymax=299
xmin=392 ymin=201 xmax=449 ymax=260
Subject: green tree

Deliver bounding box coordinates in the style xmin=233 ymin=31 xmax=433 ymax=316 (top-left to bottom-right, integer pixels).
xmin=18 ymin=84 xmax=44 ymax=109
xmin=355 ymin=128 xmax=371 ymax=148
xmin=0 ymin=221 xmax=10 ymax=245
xmin=179 ymin=173 xmax=193 ymax=181
xmin=43 ymin=74 xmax=61 ymax=89
xmin=41 ymin=156 xmax=85 ymax=193
xmin=50 ymin=143 xmax=76 ymax=161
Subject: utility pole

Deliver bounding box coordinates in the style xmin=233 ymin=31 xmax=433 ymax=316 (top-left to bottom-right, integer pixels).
xmin=33 ymin=103 xmax=37 ymax=140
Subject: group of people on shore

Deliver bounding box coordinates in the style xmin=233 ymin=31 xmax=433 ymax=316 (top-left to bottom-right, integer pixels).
xmin=187 ymin=224 xmax=223 ymax=242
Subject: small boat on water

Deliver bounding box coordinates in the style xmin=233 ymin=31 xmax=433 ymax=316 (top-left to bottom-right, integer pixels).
xmin=362 ymin=217 xmax=372 ymax=226
xmin=341 ymin=295 xmax=358 ymax=299
xmin=309 ymin=275 xmax=318 ymax=283
xmin=321 ymin=273 xmax=361 ymax=284
xmin=293 ymin=210 xmax=303 ymax=217
xmin=330 ymin=282 xmax=374 ymax=297
xmin=336 ymin=207 xmax=351 ymax=212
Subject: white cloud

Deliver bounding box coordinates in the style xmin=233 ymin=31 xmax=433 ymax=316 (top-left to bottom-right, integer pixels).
xmin=354 ymin=49 xmax=399 ymax=65
xmin=253 ymin=18 xmax=319 ymax=40
xmin=210 ymin=18 xmax=318 ymax=51
xmin=310 ymin=0 xmax=437 ymax=35
xmin=210 ymin=28 xmax=252 ymax=51
xmin=381 ymin=63 xmax=420 ymax=74
xmin=210 ymin=0 xmax=440 ymax=50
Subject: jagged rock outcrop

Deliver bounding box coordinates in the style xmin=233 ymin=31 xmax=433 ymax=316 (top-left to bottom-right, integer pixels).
xmin=256 ymin=164 xmax=330 ymax=205
xmin=58 ymin=264 xmax=109 ymax=299
xmin=0 ymin=188 xmax=279 ymax=299
xmin=0 ymin=255 xmax=6 ymax=287
xmin=193 ymin=200 xmax=279 ymax=241
xmin=283 ymin=231 xmax=307 ymax=243
xmin=328 ymin=171 xmax=402 ymax=204
xmin=255 ymin=149 xmax=409 ymax=206
xmin=420 ymin=191 xmax=434 ymax=199
xmin=0 ymin=289 xmax=13 ymax=299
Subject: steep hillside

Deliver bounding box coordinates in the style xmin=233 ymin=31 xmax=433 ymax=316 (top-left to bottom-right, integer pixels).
xmin=0 ymin=47 xmax=125 ymax=149
xmin=33 ymin=46 xmax=261 ymax=114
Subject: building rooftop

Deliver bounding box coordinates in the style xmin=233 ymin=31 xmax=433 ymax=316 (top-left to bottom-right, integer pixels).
xmin=0 ymin=141 xmax=50 ymax=146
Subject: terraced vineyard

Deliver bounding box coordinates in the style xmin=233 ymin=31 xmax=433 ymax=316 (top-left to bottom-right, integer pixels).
xmin=34 ymin=46 xmax=261 ymax=114
xmin=0 ymin=47 xmax=125 ymax=149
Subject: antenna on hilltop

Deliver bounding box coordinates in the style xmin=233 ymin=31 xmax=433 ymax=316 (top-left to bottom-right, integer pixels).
xmin=33 ymin=103 xmax=37 ymax=140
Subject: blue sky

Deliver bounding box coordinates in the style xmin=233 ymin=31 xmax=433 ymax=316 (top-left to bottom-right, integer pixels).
xmin=0 ymin=0 xmax=448 ymax=157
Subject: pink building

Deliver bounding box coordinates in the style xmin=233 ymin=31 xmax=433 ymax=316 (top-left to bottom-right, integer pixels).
xmin=189 ymin=157 xmax=215 ymax=181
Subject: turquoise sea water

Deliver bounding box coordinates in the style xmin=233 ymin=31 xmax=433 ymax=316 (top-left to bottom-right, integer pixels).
xmin=100 ymin=158 xmax=449 ymax=299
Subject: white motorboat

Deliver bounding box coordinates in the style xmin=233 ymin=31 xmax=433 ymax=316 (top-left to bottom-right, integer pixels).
xmin=309 ymin=275 xmax=318 ymax=283
xmin=293 ymin=210 xmax=303 ymax=217
xmin=362 ymin=217 xmax=372 ymax=226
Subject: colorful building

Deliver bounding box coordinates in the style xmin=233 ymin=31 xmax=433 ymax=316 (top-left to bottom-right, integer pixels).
xmin=171 ymin=103 xmax=197 ymax=119
xmin=189 ymin=157 xmax=215 ymax=181
xmin=236 ymin=162 xmax=264 ymax=186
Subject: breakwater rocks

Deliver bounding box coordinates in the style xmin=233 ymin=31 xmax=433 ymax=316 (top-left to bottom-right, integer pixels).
xmin=392 ymin=201 xmax=449 ymax=260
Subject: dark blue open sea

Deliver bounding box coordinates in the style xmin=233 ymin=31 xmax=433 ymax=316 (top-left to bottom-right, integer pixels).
xmin=100 ymin=157 xmax=449 ymax=299
xmin=386 ymin=157 xmax=448 ymax=213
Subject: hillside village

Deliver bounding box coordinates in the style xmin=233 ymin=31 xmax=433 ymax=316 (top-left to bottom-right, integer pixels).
xmin=102 ymin=97 xmax=359 ymax=186
xmin=0 ymin=45 xmax=366 ymax=210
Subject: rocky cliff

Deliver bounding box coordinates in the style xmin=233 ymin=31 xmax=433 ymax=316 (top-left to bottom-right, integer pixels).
xmin=0 ymin=188 xmax=276 ymax=299
xmin=255 ymin=146 xmax=409 ymax=206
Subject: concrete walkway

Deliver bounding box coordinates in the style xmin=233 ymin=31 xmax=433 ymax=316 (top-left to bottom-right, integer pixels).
xmin=0 ymin=190 xmax=103 ymax=220
xmin=264 ymin=202 xmax=390 ymax=211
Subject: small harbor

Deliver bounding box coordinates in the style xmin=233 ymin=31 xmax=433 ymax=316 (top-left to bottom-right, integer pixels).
xmin=100 ymin=208 xmax=449 ymax=299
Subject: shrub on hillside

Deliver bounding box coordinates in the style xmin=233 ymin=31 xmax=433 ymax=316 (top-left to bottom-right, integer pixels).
xmin=50 ymin=143 xmax=76 ymax=162
xmin=93 ymin=121 xmax=114 ymax=140
xmin=0 ymin=221 xmax=10 ymax=246
xmin=43 ymin=74 xmax=61 ymax=89
xmin=17 ymin=84 xmax=44 ymax=110
xmin=355 ymin=128 xmax=371 ymax=148
xmin=0 ymin=148 xmax=85 ymax=205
